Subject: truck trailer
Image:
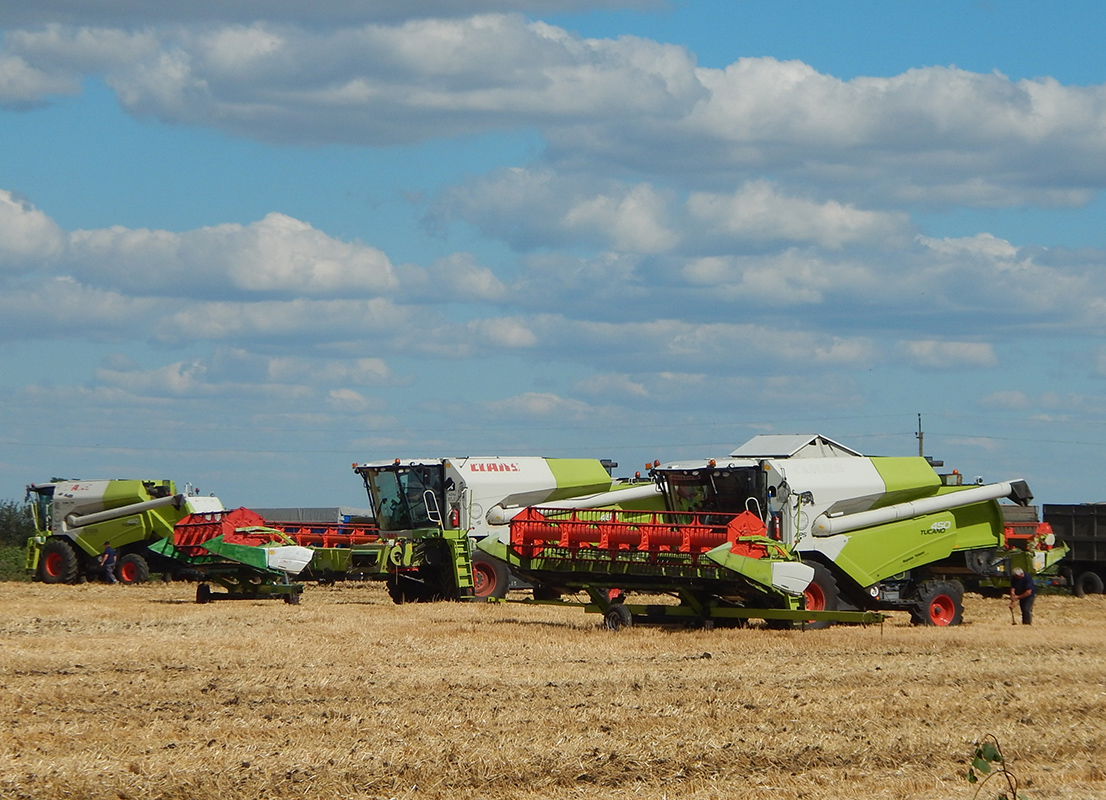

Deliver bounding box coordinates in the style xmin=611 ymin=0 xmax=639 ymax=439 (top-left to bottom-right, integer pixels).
xmin=1041 ymin=503 xmax=1106 ymax=596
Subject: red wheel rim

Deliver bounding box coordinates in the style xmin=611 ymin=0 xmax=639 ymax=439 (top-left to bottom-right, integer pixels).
xmin=44 ymin=551 xmax=64 ymax=577
xmin=804 ymin=582 xmax=826 ymax=612
xmin=929 ymin=594 xmax=955 ymax=626
xmin=472 ymin=562 xmax=496 ymax=597
xmin=119 ymin=561 xmax=136 ymax=583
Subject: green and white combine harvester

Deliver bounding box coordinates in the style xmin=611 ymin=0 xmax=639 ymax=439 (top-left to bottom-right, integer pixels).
xmin=25 ymin=479 xmax=315 ymax=603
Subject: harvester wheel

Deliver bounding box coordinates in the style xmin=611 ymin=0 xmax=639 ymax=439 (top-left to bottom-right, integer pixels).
xmin=116 ymin=553 xmax=151 ymax=585
xmin=196 ymin=583 xmax=213 ymax=604
xmin=801 ymin=563 xmax=840 ymax=630
xmin=604 ymin=604 xmax=633 ymax=631
xmin=471 ymin=552 xmax=510 ymax=600
xmin=1073 ymin=571 xmax=1104 ymax=597
xmin=39 ymin=539 xmax=80 ymax=584
xmin=911 ymin=580 xmax=964 ymax=626
xmin=386 ymin=575 xmax=420 ymax=604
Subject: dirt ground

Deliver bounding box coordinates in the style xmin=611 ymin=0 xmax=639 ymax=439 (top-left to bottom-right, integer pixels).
xmin=1 ymin=581 xmax=1103 ymax=800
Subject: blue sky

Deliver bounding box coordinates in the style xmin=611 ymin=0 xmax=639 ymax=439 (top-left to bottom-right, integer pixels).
xmin=2 ymin=1 xmax=1106 ymax=509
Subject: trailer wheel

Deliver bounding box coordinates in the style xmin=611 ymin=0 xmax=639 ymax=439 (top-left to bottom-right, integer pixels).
xmin=39 ymin=539 xmax=80 ymax=584
xmin=801 ymin=563 xmax=840 ymax=630
xmin=1073 ymin=571 xmax=1104 ymax=597
xmin=604 ymin=604 xmax=633 ymax=631
xmin=116 ymin=553 xmax=151 ymax=585
xmin=471 ymin=552 xmax=510 ymax=600
xmin=911 ymin=580 xmax=964 ymax=626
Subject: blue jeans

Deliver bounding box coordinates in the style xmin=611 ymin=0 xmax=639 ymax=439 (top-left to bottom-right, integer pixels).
xmin=1019 ymin=594 xmax=1035 ymax=625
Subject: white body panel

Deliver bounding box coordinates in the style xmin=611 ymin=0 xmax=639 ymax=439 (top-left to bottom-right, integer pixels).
xmin=49 ymin=481 xmax=112 ymax=534
xmin=265 ymin=545 xmax=315 ymax=575
xmin=770 ymin=561 xmax=815 ymax=595
xmin=765 ymin=457 xmax=887 ymax=543
xmin=184 ymin=496 xmax=226 ymax=515
xmin=445 ymin=457 xmax=562 ymax=540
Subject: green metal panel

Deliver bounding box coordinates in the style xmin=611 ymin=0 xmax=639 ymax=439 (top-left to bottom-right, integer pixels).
xmin=945 ymin=494 xmax=1005 ymax=550
xmin=868 ymin=458 xmax=941 ymax=508
xmin=544 ymin=459 xmax=618 ymax=501
xmin=195 ymin=535 xmax=271 ymax=570
xmin=74 ymin=509 xmax=179 ymax=557
xmin=307 ymin=547 xmax=355 ymax=573
xmin=827 ymin=504 xmax=1004 ymax=587
xmin=702 ymin=544 xmax=785 ymax=593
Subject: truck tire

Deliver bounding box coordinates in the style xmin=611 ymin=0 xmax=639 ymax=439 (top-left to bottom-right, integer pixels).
xmin=604 ymin=604 xmax=633 ymax=631
xmin=39 ymin=539 xmax=80 ymax=584
xmin=911 ymin=580 xmax=964 ymax=626
xmin=1073 ymin=570 xmax=1105 ymax=597
xmin=801 ymin=562 xmax=840 ymax=630
xmin=116 ymin=553 xmax=151 ymax=585
xmin=471 ymin=552 xmax=510 ymax=600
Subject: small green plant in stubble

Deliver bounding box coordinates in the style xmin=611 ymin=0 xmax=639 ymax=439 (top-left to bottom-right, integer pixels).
xmin=967 ymin=734 xmax=1026 ymax=800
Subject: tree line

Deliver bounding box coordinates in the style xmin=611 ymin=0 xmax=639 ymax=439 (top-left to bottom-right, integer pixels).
xmin=0 ymin=499 xmax=34 ymax=547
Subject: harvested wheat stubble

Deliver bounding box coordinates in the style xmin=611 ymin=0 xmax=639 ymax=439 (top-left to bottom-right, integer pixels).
xmin=0 ymin=582 xmax=1103 ymax=800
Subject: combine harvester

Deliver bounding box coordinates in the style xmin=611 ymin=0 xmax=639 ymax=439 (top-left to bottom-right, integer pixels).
xmin=349 ymin=456 xmax=663 ymax=602
xmin=478 ymin=435 xmax=1065 ymax=628
xmin=25 ymin=479 xmax=323 ymax=603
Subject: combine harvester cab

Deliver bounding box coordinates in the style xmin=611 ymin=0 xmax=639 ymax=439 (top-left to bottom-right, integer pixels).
xmin=353 ymin=457 xmax=662 ymax=603
xmin=648 ymin=434 xmax=1061 ymax=626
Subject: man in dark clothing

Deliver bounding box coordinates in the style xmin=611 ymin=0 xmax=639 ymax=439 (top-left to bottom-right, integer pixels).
xmin=1009 ymin=566 xmax=1036 ymax=625
xmin=98 ymin=545 xmax=118 ymax=584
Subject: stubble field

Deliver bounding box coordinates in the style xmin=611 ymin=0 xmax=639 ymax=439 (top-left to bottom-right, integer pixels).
xmin=1 ymin=581 xmax=1104 ymax=800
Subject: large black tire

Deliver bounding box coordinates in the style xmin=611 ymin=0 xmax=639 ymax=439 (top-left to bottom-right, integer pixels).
xmin=39 ymin=539 xmax=80 ymax=584
xmin=386 ymin=576 xmax=412 ymax=604
xmin=386 ymin=572 xmax=446 ymax=604
xmin=471 ymin=552 xmax=511 ymax=600
xmin=116 ymin=553 xmax=151 ymax=585
xmin=801 ymin=562 xmax=840 ymax=630
xmin=1073 ymin=570 xmax=1105 ymax=598
xmin=604 ymin=604 xmax=633 ymax=631
xmin=911 ymin=580 xmax=964 ymax=626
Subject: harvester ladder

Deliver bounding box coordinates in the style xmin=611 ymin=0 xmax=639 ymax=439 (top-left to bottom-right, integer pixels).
xmin=443 ymin=528 xmax=476 ymax=600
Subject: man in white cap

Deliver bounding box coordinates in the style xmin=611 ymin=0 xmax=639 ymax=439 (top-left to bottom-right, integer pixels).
xmin=1009 ymin=566 xmax=1036 ymax=625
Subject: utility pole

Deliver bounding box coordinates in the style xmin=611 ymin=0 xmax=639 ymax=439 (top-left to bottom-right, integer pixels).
xmin=916 ymin=413 xmax=924 ymax=458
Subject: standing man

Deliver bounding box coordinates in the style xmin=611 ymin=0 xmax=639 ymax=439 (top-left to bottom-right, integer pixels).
xmin=1009 ymin=566 xmax=1036 ymax=625
xmin=98 ymin=545 xmax=118 ymax=584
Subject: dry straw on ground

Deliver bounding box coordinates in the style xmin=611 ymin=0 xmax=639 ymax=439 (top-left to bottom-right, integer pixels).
xmin=1 ymin=581 xmax=1103 ymax=799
